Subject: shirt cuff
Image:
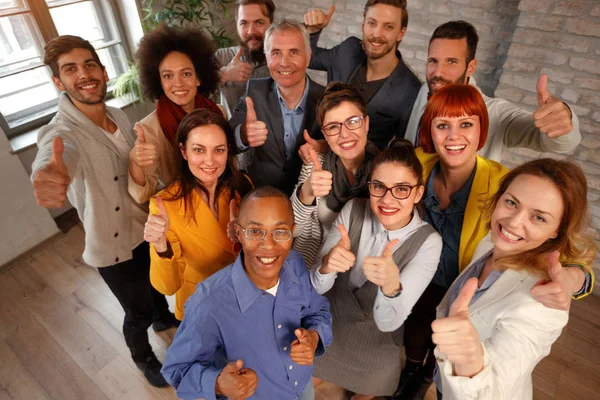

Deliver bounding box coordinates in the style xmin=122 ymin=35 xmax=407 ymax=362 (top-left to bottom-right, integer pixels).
xmin=234 ymin=125 xmax=250 ymax=152
xmin=437 ymin=343 xmax=491 ymax=399
xmin=200 ymin=367 xmax=223 ymax=400
xmin=310 ymin=267 xmax=337 ymax=294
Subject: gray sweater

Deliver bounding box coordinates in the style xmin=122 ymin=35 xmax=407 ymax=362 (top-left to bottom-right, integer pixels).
xmin=32 ymin=93 xmax=146 ymax=267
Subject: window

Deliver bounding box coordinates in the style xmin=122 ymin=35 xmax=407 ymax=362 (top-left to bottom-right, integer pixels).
xmin=0 ymin=0 xmax=129 ymax=138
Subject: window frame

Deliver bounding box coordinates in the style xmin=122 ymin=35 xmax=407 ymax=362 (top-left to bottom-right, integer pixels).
xmin=0 ymin=0 xmax=133 ymax=139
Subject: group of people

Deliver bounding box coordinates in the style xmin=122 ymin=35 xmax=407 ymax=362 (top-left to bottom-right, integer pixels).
xmin=30 ymin=0 xmax=596 ymax=400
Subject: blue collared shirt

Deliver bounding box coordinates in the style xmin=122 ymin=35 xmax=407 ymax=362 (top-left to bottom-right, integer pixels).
xmin=161 ymin=250 xmax=332 ymax=400
xmin=422 ymin=162 xmax=477 ymax=289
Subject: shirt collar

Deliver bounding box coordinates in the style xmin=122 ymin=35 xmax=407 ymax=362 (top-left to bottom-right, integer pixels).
xmin=231 ymin=251 xmax=301 ymax=313
xmin=274 ymin=76 xmax=309 ymax=113
xmin=369 ymin=205 xmax=424 ymax=241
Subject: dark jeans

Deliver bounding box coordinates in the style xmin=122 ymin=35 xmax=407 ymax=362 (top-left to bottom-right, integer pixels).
xmin=403 ymin=281 xmax=448 ymax=379
xmin=98 ymin=241 xmax=170 ymax=363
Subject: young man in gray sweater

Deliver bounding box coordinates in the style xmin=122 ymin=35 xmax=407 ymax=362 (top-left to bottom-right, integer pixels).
xmin=31 ymin=35 xmax=178 ymax=388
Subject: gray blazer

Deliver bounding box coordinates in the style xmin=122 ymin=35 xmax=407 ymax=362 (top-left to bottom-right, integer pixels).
xmin=229 ymin=76 xmax=324 ymax=195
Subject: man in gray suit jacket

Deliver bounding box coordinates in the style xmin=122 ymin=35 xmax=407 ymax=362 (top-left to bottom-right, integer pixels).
xmin=230 ymin=19 xmax=324 ymax=195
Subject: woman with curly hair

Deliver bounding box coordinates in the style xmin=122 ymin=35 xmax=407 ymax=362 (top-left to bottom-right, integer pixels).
xmin=128 ymin=24 xmax=222 ymax=204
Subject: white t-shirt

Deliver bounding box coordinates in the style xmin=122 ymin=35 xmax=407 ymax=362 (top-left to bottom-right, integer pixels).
xmin=265 ymin=280 xmax=280 ymax=296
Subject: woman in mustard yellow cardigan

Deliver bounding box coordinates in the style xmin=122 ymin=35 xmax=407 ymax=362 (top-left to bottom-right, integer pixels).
xmin=395 ymin=85 xmax=591 ymax=399
xmin=143 ymin=109 xmax=252 ymax=320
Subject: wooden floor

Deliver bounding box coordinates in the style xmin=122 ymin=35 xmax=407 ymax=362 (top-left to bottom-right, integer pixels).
xmin=1 ymin=217 xmax=599 ymax=400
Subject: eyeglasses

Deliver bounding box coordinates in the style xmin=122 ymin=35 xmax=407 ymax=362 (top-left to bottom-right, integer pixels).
xmin=321 ymin=115 xmax=365 ymax=136
xmin=235 ymin=224 xmax=293 ymax=242
xmin=367 ymin=182 xmax=418 ymax=200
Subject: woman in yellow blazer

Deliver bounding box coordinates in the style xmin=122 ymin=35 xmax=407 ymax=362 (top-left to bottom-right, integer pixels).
xmin=143 ymin=109 xmax=252 ymax=320
xmin=396 ymin=85 xmax=590 ymax=398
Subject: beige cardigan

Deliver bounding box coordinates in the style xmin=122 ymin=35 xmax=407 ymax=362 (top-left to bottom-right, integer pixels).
xmin=128 ymin=110 xmax=177 ymax=204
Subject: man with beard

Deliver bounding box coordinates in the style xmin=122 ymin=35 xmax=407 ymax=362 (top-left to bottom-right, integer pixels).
xmin=304 ymin=0 xmax=420 ymax=149
xmin=216 ymin=0 xmax=275 ymax=119
xmin=31 ymin=36 xmax=177 ymax=388
xmin=403 ymin=20 xmax=581 ymax=162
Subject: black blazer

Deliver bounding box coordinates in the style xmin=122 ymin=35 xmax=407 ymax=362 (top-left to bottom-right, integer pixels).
xmin=309 ymin=32 xmax=421 ymax=149
xmin=229 ymin=76 xmax=324 ymax=195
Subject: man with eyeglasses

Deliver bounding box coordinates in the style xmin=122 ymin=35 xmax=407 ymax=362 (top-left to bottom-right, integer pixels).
xmin=162 ymin=186 xmax=332 ymax=400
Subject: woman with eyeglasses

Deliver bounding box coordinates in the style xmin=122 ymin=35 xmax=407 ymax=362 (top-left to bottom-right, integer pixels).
xmin=291 ymin=82 xmax=379 ymax=267
xmin=143 ymin=109 xmax=252 ymax=321
xmin=309 ymin=141 xmax=443 ymax=399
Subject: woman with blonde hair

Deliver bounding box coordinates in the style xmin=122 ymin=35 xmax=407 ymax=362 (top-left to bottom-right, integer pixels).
xmin=432 ymin=158 xmax=597 ymax=400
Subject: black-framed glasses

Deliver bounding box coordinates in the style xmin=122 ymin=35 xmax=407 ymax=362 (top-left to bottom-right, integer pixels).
xmin=235 ymin=223 xmax=293 ymax=242
xmin=367 ymin=182 xmax=418 ymax=200
xmin=321 ymin=115 xmax=365 ymax=136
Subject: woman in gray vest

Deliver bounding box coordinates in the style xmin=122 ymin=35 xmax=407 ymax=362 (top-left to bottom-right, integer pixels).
xmin=310 ymin=141 xmax=443 ymax=399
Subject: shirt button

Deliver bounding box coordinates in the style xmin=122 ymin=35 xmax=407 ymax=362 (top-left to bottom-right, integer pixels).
xmin=114 ymin=176 xmax=118 ymax=181
xmin=115 ymin=206 xmax=120 ymax=211
xmin=114 ymin=232 xmax=118 ymax=238
xmin=436 ymin=357 xmax=444 ymax=363
xmin=289 ymin=365 xmax=293 ymax=370
xmin=115 ymin=257 xmax=119 ymax=263
xmin=283 ymin=346 xmax=288 ymax=351
xmin=294 ymin=381 xmax=298 ymax=386
xmin=277 ymin=324 xmax=282 ymax=329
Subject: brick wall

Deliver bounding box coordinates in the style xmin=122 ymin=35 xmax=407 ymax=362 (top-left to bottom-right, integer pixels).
xmin=272 ymin=0 xmax=600 ymax=292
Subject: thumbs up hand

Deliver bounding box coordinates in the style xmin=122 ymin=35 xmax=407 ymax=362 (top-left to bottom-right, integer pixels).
xmin=320 ymin=224 xmax=356 ymax=274
xmin=241 ymin=97 xmax=268 ymax=147
xmin=431 ymin=277 xmax=483 ymax=377
xmin=144 ymin=196 xmax=170 ymax=253
xmin=298 ymin=129 xmax=330 ymax=164
xmin=290 ymin=328 xmax=320 ymax=365
xmin=221 ymin=47 xmax=253 ymax=83
xmin=131 ymin=123 xmax=157 ymax=167
xmin=363 ymin=239 xmax=401 ymax=296
xmin=533 ymin=74 xmax=573 ymax=138
xmin=33 ymin=136 xmax=72 ymax=208
xmin=531 ymin=251 xmax=582 ymax=311
xmin=227 ymin=198 xmax=240 ymax=243
xmin=304 ymin=6 xmax=336 ymax=34
xmin=215 ymin=359 xmax=258 ymax=400
xmin=299 ymin=145 xmax=333 ymax=205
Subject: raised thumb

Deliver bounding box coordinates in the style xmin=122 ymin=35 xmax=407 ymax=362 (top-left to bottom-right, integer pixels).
xmin=229 ymin=199 xmax=238 ymax=222
xmin=246 ymin=97 xmax=257 ymax=122
xmin=234 ymin=46 xmax=243 ymax=61
xmin=338 ymin=224 xmax=351 ymax=250
xmin=235 ymin=359 xmax=243 ymax=371
xmin=135 ymin=123 xmax=146 ymax=143
xmin=49 ymin=136 xmax=66 ymax=170
xmin=547 ymin=251 xmax=563 ymax=281
xmin=309 ymin=148 xmax=322 ymax=171
xmin=382 ymin=239 xmax=399 ymax=258
xmin=295 ymin=328 xmax=306 ymax=341
xmin=304 ymin=129 xmax=316 ymax=145
xmin=536 ymin=73 xmax=551 ymax=107
xmin=155 ymin=196 xmax=169 ymax=221
xmin=326 ymin=5 xmax=336 ymax=19
xmin=449 ymin=277 xmax=478 ymax=317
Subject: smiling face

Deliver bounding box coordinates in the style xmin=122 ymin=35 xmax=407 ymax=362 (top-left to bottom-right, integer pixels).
xmin=236 ymin=196 xmax=295 ymax=289
xmin=266 ymin=29 xmax=310 ymax=90
xmin=431 ymin=114 xmax=480 ymax=170
xmin=369 ymin=162 xmax=424 ymax=231
xmin=237 ymin=4 xmax=270 ymax=53
xmin=322 ymin=101 xmax=369 ymax=162
xmin=361 ymin=4 xmax=406 ymax=60
xmin=159 ymin=51 xmax=200 ymax=113
xmin=179 ymin=124 xmax=228 ymax=188
xmin=426 ymin=38 xmax=476 ymax=94
xmin=52 ymin=48 xmax=108 ymax=106
xmin=491 ymin=174 xmax=563 ymax=259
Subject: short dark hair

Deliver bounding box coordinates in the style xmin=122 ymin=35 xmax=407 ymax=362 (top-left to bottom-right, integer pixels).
xmin=430 ymin=20 xmax=479 ymax=63
xmin=43 ymin=35 xmax=103 ymax=77
xmin=239 ymin=186 xmax=294 ymax=222
xmin=169 ymin=108 xmax=252 ymax=221
xmin=317 ymin=82 xmax=368 ymax=127
xmin=136 ymin=24 xmax=220 ymax=101
xmin=376 ymin=139 xmax=423 ymax=187
xmin=236 ymin=0 xmax=276 ymax=22
xmin=364 ymin=0 xmax=408 ymax=29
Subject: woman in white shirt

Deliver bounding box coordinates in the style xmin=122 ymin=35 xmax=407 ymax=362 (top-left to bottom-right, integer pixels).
xmin=310 ymin=141 xmax=443 ymax=400
xmin=292 ymin=82 xmax=379 ymax=267
xmin=432 ymin=158 xmax=597 ymax=400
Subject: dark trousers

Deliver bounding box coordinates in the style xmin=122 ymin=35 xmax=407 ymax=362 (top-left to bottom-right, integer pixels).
xmin=98 ymin=241 xmax=170 ymax=363
xmin=403 ymin=281 xmax=448 ymax=378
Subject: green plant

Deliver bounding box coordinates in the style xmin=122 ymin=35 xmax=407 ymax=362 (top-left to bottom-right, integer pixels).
xmin=114 ymin=0 xmax=234 ymax=102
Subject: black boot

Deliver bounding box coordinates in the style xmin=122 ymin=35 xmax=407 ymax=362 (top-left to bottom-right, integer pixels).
xmin=135 ymin=354 xmax=169 ymax=388
xmin=152 ymin=312 xmax=181 ymax=332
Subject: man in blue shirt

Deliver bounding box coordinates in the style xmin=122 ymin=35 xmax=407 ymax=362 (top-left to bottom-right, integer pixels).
xmin=162 ymin=187 xmax=332 ymax=400
xmin=229 ymin=19 xmax=325 ymax=195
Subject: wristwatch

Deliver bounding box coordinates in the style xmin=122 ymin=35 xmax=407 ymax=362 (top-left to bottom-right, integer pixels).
xmin=383 ymin=286 xmax=402 ymax=298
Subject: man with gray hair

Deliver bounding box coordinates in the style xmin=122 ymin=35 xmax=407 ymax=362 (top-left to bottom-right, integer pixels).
xmin=229 ymin=18 xmax=325 ymax=195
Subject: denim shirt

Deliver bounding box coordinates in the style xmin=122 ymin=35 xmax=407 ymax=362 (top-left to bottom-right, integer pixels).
xmin=161 ymin=250 xmax=332 ymax=400
xmin=422 ymin=162 xmax=477 ymax=289
xmin=275 ymin=77 xmax=309 ymax=161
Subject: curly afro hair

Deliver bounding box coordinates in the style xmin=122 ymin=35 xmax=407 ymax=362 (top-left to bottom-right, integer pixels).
xmin=136 ymin=24 xmax=220 ymax=101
